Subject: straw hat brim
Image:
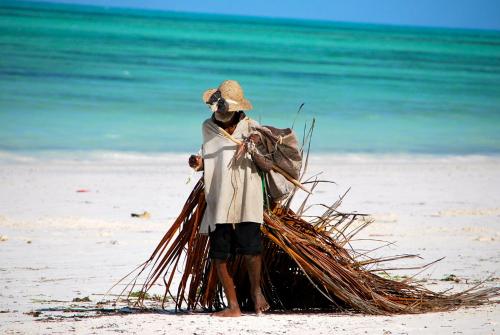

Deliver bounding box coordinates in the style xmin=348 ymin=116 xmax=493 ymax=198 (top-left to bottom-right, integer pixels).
xmin=202 ymin=88 xmax=253 ymax=112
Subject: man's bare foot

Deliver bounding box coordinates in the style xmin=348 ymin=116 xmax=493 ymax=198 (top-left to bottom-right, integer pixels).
xmin=211 ymin=308 xmax=242 ymax=317
xmin=253 ymin=291 xmax=270 ymax=315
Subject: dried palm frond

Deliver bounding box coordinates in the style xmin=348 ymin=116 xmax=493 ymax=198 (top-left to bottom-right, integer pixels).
xmin=109 ymin=176 xmax=499 ymax=314
xmin=110 ymin=116 xmax=498 ymax=314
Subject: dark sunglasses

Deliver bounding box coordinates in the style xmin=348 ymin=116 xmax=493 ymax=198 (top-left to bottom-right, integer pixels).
xmin=206 ymin=90 xmax=228 ymax=111
xmin=207 ymin=90 xmax=222 ymax=105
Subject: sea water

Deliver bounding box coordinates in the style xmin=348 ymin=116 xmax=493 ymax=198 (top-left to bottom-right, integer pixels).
xmin=1 ymin=1 xmax=500 ymax=156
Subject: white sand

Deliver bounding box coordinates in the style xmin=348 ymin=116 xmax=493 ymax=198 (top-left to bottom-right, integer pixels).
xmin=0 ymin=151 xmax=499 ymax=334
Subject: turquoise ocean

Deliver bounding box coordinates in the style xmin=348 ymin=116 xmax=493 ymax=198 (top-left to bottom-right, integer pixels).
xmin=1 ymin=1 xmax=500 ymax=156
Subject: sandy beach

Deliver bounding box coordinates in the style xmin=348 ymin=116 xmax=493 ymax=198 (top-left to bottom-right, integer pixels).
xmin=1 ymin=152 xmax=499 ymax=334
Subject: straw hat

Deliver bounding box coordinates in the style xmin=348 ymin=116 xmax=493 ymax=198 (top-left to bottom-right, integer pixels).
xmin=202 ymin=80 xmax=253 ymax=112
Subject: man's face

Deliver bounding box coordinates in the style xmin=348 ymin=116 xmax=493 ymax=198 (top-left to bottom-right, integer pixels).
xmin=207 ymin=91 xmax=234 ymax=122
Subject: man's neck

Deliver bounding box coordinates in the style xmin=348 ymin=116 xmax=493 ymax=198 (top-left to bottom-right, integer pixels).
xmin=212 ymin=111 xmax=245 ymax=133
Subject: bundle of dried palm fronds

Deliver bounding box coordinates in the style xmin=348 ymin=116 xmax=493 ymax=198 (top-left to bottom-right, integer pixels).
xmin=111 ymin=115 xmax=498 ymax=314
xmin=111 ymin=175 xmax=498 ymax=315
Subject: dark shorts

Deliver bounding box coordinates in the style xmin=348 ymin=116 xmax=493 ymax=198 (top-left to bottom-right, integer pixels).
xmin=208 ymin=222 xmax=263 ymax=260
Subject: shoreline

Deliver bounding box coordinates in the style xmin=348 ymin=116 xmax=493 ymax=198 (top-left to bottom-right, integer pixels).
xmin=2 ymin=149 xmax=500 ymax=164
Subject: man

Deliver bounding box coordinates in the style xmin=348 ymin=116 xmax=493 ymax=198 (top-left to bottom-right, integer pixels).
xmin=189 ymin=80 xmax=269 ymax=317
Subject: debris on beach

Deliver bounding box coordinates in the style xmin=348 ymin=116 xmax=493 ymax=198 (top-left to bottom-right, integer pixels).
xmin=441 ymin=274 xmax=460 ymax=283
xmin=130 ymin=211 xmax=150 ymax=219
xmin=25 ymin=310 xmax=42 ymax=317
xmin=0 ymin=235 xmax=8 ymax=242
xmin=72 ymin=296 xmax=91 ymax=302
xmin=76 ymin=189 xmax=90 ymax=193
xmin=474 ymin=236 xmax=496 ymax=242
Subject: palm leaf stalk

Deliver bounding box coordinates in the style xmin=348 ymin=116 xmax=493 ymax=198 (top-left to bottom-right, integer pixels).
xmin=110 ymin=177 xmax=499 ymax=314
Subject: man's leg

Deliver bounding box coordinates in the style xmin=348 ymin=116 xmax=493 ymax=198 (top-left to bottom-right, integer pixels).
xmin=212 ymin=258 xmax=242 ymax=317
xmin=235 ymin=222 xmax=269 ymax=315
xmin=209 ymin=224 xmax=242 ymax=317
xmin=244 ymin=254 xmax=269 ymax=315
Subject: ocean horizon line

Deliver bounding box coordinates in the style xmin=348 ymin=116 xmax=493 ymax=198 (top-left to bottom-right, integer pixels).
xmin=7 ymin=0 xmax=500 ymax=34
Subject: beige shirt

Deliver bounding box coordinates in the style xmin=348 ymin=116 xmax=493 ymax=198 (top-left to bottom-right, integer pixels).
xmin=200 ymin=116 xmax=264 ymax=234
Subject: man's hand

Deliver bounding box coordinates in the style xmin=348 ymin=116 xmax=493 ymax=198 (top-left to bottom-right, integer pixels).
xmin=188 ymin=155 xmax=203 ymax=171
